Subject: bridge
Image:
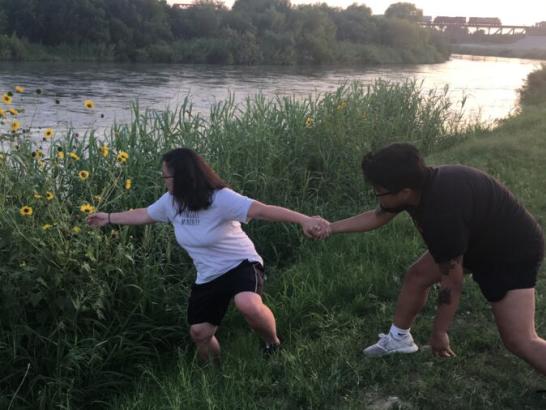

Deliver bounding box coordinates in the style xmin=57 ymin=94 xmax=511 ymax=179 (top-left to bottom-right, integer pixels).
xmin=420 ymin=17 xmax=546 ymax=36
xmin=422 ymin=23 xmax=529 ymax=36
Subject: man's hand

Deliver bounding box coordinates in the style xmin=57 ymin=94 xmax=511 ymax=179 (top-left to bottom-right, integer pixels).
xmin=429 ymin=331 xmax=456 ymax=358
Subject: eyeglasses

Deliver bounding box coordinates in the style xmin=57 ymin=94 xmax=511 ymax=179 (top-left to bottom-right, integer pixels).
xmin=374 ymin=190 xmax=398 ymax=197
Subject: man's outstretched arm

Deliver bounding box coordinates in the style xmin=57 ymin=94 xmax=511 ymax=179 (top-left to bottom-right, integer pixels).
xmin=429 ymin=255 xmax=464 ymax=357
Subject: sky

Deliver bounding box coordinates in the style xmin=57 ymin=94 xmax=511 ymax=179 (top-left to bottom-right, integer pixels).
xmin=167 ymin=0 xmax=546 ymax=26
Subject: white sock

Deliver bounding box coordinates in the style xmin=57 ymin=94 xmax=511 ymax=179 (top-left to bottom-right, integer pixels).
xmin=389 ymin=324 xmax=410 ymax=340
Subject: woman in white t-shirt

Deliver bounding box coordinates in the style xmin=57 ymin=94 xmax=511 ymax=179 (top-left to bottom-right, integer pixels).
xmin=88 ymin=148 xmax=325 ymax=362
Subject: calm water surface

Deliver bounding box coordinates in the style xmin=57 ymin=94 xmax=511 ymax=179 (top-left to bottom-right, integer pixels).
xmin=0 ymin=54 xmax=542 ymax=139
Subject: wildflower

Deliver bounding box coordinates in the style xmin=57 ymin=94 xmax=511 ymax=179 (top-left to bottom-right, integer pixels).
xmin=32 ymin=149 xmax=44 ymax=159
xmin=93 ymin=195 xmax=102 ymax=202
xmin=68 ymin=151 xmax=80 ymax=161
xmin=99 ymin=144 xmax=109 ymax=158
xmin=80 ymin=203 xmax=96 ymax=214
xmin=124 ymin=179 xmax=132 ymax=190
xmin=46 ymin=191 xmax=55 ymax=201
xmin=57 ymin=150 xmax=65 ymax=159
xmin=15 ymin=86 xmax=25 ymax=93
xmin=305 ymin=116 xmax=314 ymax=128
xmin=19 ymin=206 xmax=33 ymax=217
xmin=11 ymin=120 xmax=21 ymax=132
xmin=2 ymin=94 xmax=12 ymax=104
xmin=34 ymin=192 xmax=43 ymax=199
xmin=42 ymin=224 xmax=53 ymax=231
xmin=44 ymin=128 xmax=54 ymax=140
xmin=337 ymin=100 xmax=348 ymax=111
xmin=78 ymin=170 xmax=90 ymax=181
xmin=116 ymin=151 xmax=129 ymax=164
xmin=84 ymin=99 xmax=95 ymax=109
xmin=8 ymin=108 xmax=18 ymax=116
xmin=72 ymin=226 xmax=81 ymax=234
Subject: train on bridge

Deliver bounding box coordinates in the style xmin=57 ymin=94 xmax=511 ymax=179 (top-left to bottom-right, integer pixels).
xmin=426 ymin=16 xmax=503 ymax=26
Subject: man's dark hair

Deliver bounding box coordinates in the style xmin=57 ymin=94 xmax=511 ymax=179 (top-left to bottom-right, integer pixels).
xmin=361 ymin=143 xmax=428 ymax=192
xmin=162 ymin=148 xmax=227 ymax=213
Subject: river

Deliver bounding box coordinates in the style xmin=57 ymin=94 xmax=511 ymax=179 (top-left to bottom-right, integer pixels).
xmin=0 ymin=54 xmax=542 ymax=139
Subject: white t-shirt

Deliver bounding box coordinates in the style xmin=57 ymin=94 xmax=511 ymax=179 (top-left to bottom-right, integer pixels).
xmin=147 ymin=188 xmax=263 ymax=284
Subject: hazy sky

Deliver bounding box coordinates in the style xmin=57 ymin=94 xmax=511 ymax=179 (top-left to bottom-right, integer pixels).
xmin=168 ymin=1 xmax=546 ymax=26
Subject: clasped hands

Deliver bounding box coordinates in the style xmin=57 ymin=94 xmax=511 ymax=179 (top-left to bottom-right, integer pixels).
xmin=302 ymin=216 xmax=331 ymax=240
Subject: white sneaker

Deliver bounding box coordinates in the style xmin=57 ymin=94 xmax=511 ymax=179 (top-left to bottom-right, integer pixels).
xmin=363 ymin=332 xmax=418 ymax=357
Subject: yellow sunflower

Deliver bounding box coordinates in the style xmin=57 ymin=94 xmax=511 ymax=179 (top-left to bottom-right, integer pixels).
xmin=99 ymin=144 xmax=110 ymax=158
xmin=305 ymin=116 xmax=314 ymax=128
xmin=44 ymin=128 xmax=54 ymax=140
xmin=116 ymin=151 xmax=129 ymax=164
xmin=84 ymin=99 xmax=95 ymax=109
xmin=57 ymin=150 xmax=65 ymax=159
xmin=124 ymin=179 xmax=132 ymax=190
xmin=33 ymin=192 xmax=42 ymax=199
xmin=19 ymin=206 xmax=33 ymax=217
xmin=2 ymin=94 xmax=12 ymax=104
xmin=32 ymin=149 xmax=44 ymax=159
xmin=336 ymin=100 xmax=348 ymax=111
xmin=11 ymin=121 xmax=21 ymax=132
xmin=72 ymin=226 xmax=81 ymax=234
xmin=80 ymin=203 xmax=96 ymax=214
xmin=42 ymin=224 xmax=53 ymax=231
xmin=78 ymin=170 xmax=90 ymax=181
xmin=46 ymin=191 xmax=55 ymax=201
xmin=68 ymin=151 xmax=80 ymax=161
xmin=8 ymin=108 xmax=18 ymax=116
xmin=15 ymin=86 xmax=25 ymax=93
xmin=0 ymin=108 xmax=4 ymax=117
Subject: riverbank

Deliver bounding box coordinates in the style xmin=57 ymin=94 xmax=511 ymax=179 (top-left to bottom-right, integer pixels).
xmin=109 ymin=71 xmax=546 ymax=409
xmin=0 ymin=34 xmax=450 ymax=65
xmin=453 ymin=35 xmax=546 ymax=60
xmin=1 ymin=67 xmax=545 ymax=408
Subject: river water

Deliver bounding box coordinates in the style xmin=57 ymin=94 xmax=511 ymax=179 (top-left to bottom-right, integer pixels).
xmin=0 ymin=54 xmax=542 ymax=138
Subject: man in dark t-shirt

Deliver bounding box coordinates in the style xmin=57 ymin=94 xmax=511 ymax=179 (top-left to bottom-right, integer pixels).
xmin=317 ymin=143 xmax=545 ymax=375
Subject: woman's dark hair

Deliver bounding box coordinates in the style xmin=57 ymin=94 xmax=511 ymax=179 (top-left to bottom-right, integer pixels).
xmin=162 ymin=148 xmax=227 ymax=213
xmin=361 ymin=143 xmax=429 ymax=192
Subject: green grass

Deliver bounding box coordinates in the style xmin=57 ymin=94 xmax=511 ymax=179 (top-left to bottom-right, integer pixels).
xmin=110 ymin=107 xmax=546 ymax=409
xmin=1 ymin=72 xmax=544 ymax=409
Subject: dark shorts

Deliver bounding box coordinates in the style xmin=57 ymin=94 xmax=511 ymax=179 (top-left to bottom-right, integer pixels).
xmin=187 ymin=260 xmax=265 ymax=326
xmin=471 ymin=254 xmax=543 ymax=302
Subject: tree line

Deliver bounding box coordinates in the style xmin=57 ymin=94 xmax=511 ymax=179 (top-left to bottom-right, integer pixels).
xmin=0 ymin=0 xmax=450 ymax=64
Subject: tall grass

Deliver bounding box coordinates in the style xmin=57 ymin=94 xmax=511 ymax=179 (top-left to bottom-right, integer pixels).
xmin=0 ymin=80 xmax=471 ymax=409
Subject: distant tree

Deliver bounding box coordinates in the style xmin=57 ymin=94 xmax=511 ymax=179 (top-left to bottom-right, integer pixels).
xmin=384 ymin=2 xmax=423 ymax=22
xmin=232 ymin=0 xmax=291 ymax=14
xmin=293 ymin=5 xmax=337 ymax=64
xmin=333 ymin=3 xmax=375 ymax=43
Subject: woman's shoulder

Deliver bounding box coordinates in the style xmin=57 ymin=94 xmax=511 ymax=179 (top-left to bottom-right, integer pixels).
xmin=212 ymin=187 xmax=253 ymax=205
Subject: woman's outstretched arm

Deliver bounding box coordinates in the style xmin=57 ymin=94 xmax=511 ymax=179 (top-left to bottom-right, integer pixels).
xmin=87 ymin=208 xmax=156 ymax=227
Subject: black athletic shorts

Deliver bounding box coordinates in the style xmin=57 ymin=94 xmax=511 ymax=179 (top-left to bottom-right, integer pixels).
xmin=187 ymin=260 xmax=265 ymax=326
xmin=471 ymin=252 xmax=544 ymax=302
